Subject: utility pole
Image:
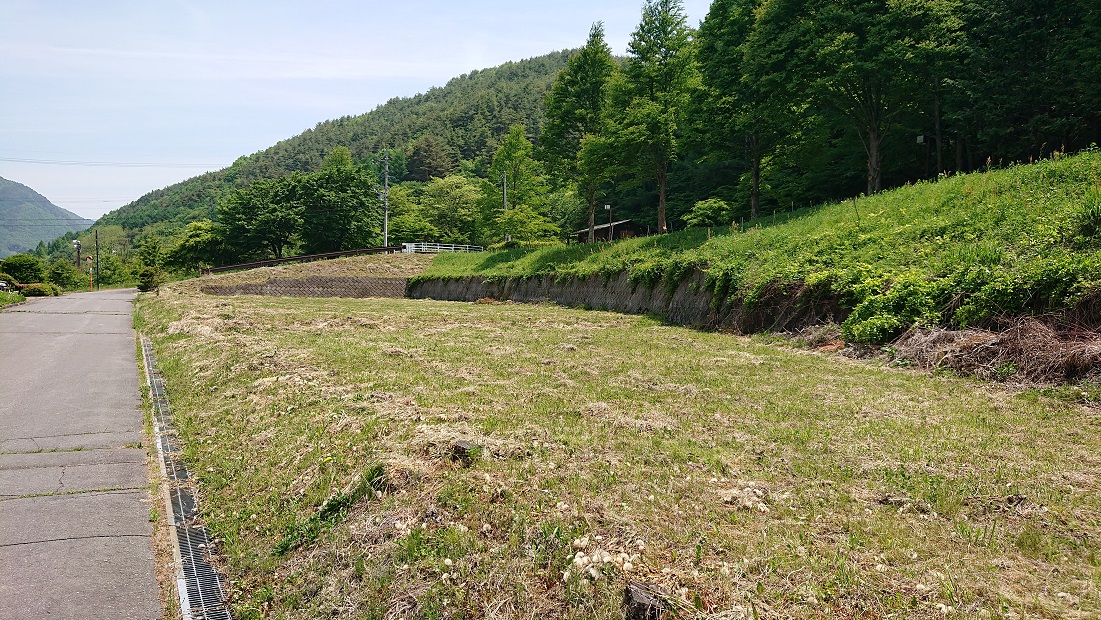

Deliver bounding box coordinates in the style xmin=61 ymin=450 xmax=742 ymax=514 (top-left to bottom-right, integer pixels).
xmin=502 ymin=172 xmax=510 ymax=242
xmin=94 ymin=229 xmax=100 ymax=291
xmin=383 ymin=151 xmax=390 ymax=247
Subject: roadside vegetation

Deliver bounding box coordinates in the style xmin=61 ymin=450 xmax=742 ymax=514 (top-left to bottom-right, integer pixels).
xmin=0 ymin=290 xmax=25 ymax=307
xmin=138 ymin=285 xmax=1101 ymax=619
xmin=421 ymin=151 xmax=1101 ymax=344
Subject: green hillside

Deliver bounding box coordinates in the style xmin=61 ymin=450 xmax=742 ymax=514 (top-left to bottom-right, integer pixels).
xmin=421 ymin=151 xmax=1101 ymax=342
xmin=96 ymin=52 xmax=570 ymax=237
xmin=0 ymin=177 xmax=92 ymax=257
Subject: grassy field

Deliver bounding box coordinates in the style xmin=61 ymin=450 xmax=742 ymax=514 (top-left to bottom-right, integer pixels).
xmin=421 ymin=152 xmax=1101 ymax=343
xmin=137 ymin=284 xmax=1101 ymax=619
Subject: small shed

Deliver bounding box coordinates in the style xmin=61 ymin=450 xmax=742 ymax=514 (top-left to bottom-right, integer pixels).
xmin=574 ymin=219 xmax=649 ymax=243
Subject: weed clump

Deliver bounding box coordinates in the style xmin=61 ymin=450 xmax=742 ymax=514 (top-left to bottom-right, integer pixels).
xmin=274 ymin=464 xmax=386 ymax=556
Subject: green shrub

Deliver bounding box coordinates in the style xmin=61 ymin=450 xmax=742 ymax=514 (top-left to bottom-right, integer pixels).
xmin=46 ymin=260 xmax=85 ymax=290
xmin=0 ymin=271 xmax=18 ymax=286
xmin=1 ymin=254 xmax=45 ymax=285
xmin=486 ymin=239 xmax=564 ymax=252
xmin=137 ymin=266 xmax=166 ymax=292
xmin=20 ymin=283 xmax=62 ymax=297
xmin=840 ymin=274 xmax=943 ymax=344
xmin=683 ymin=198 xmax=732 ymax=228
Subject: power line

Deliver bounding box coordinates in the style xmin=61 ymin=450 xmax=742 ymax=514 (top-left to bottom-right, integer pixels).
xmin=0 ymin=156 xmax=225 ymax=168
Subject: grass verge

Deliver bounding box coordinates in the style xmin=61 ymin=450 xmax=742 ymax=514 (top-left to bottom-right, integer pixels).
xmin=0 ymin=290 xmax=25 ymax=308
xmin=137 ymin=285 xmax=1101 ymax=619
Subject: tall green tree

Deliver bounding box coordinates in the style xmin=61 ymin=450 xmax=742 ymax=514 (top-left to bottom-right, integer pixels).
xmin=698 ymin=0 xmax=761 ymax=218
xmin=297 ymin=147 xmax=382 ymax=253
xmin=167 ymin=220 xmax=230 ymax=270
xmin=542 ymin=23 xmax=618 ymax=242
xmin=420 ymin=175 xmax=482 ymax=244
xmin=218 ymin=176 xmax=301 ymax=259
xmin=954 ymin=0 xmax=1098 ymax=166
xmin=406 ymin=135 xmax=456 ymax=182
xmin=756 ymin=0 xmax=957 ymax=194
xmin=484 ymin=125 xmax=556 ymax=242
xmin=385 ymin=185 xmax=438 ymax=245
xmin=610 ymin=0 xmax=698 ymax=233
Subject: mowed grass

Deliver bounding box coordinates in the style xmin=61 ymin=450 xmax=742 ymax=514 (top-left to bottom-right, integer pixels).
xmin=136 ymin=288 xmax=1101 ymax=619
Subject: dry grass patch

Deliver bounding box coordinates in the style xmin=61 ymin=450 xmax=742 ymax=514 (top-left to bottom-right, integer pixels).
xmin=173 ymin=253 xmax=434 ymax=295
xmin=135 ymin=284 xmax=1101 ymax=619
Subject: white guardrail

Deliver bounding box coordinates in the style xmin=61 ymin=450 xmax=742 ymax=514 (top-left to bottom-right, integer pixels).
xmin=401 ymin=243 xmax=484 ymax=253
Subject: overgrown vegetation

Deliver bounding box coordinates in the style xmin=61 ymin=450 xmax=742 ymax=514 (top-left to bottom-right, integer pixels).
xmin=420 ymin=151 xmax=1101 ymax=343
xmin=138 ymin=284 xmax=1101 ymax=618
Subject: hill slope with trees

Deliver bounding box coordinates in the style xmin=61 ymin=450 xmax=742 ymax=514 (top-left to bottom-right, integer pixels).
xmin=95 ymin=51 xmax=571 ymax=237
xmin=46 ymin=0 xmax=1100 ymax=283
xmin=0 ymin=177 xmax=92 ymax=257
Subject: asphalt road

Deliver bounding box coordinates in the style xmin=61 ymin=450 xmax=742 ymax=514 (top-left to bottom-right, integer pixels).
xmin=0 ymin=290 xmax=161 ymax=619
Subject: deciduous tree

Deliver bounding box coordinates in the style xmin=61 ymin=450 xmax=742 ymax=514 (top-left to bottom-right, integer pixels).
xmin=609 ymin=0 xmax=698 ymax=233
xmin=543 ymin=22 xmax=618 ymax=241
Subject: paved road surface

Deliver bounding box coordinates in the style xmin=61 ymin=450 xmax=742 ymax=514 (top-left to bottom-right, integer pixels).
xmin=0 ymin=290 xmax=161 ymax=619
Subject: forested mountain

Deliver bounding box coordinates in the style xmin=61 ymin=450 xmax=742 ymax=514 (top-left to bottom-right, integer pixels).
xmin=97 ymin=51 xmax=570 ymax=236
xmin=0 ymin=177 xmax=92 ymax=257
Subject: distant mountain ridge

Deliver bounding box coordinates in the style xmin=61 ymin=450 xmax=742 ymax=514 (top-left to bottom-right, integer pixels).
xmin=96 ymin=51 xmax=571 ymax=238
xmin=0 ymin=177 xmax=92 ymax=257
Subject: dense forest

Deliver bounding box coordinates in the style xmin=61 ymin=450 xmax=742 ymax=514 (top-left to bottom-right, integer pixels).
xmin=31 ymin=0 xmax=1101 ymax=278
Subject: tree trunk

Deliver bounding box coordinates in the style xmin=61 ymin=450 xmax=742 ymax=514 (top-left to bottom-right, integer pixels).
xmin=657 ymin=163 xmax=668 ymax=234
xmin=586 ymin=193 xmax=596 ymax=243
xmin=866 ymin=128 xmax=883 ymax=195
xmin=750 ymin=138 xmax=761 ymax=221
xmin=933 ymin=95 xmax=944 ymax=175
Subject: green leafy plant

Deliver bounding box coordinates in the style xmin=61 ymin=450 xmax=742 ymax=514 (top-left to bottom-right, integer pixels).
xmin=20 ymin=283 xmax=62 ymax=296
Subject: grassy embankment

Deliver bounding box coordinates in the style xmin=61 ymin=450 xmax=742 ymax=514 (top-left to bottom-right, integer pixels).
xmin=0 ymin=290 xmax=25 ymax=307
xmin=422 ymin=152 xmax=1101 ymax=344
xmin=138 ymin=272 xmax=1101 ymax=618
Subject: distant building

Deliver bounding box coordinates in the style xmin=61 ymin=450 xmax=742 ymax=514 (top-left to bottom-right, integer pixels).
xmin=573 ymin=219 xmax=649 ymax=244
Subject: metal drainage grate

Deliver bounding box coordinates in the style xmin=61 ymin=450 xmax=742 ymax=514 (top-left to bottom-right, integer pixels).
xmin=141 ymin=336 xmax=232 ymax=620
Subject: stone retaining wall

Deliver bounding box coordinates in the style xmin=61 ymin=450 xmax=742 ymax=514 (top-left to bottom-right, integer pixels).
xmin=200 ymin=276 xmax=407 ymax=299
xmin=200 ymin=271 xmax=845 ymax=333
xmin=409 ymin=272 xmax=845 ymax=332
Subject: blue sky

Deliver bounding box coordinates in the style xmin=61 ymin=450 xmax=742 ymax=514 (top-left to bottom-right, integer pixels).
xmin=0 ymin=0 xmax=712 ymax=220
